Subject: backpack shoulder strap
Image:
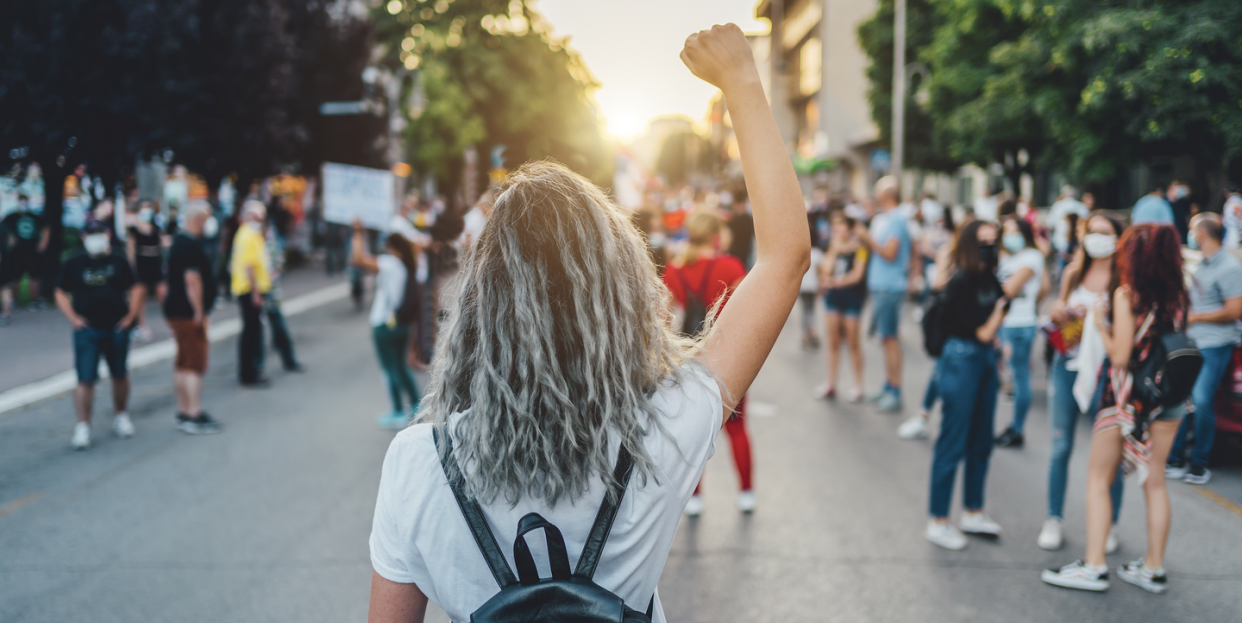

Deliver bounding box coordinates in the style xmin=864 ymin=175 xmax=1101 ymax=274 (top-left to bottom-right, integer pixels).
xmin=433 ymin=427 xmax=518 ymax=589
xmin=573 ymin=444 xmax=635 ymax=580
xmin=696 ymin=259 xmax=717 ymax=301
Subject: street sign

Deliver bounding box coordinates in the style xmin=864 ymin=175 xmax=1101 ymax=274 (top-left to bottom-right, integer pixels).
xmin=319 ymin=101 xmax=371 ymax=116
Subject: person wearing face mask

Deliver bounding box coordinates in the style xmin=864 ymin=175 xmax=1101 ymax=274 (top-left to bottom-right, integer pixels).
xmin=1167 ymin=180 xmax=1192 ymax=243
xmin=126 ymin=200 xmax=166 ymax=342
xmin=2 ymin=194 xmax=51 ymax=324
xmin=993 ymin=218 xmax=1045 ymax=448
xmin=54 ymin=220 xmax=142 ymax=450
xmin=1038 ymin=212 xmax=1127 ymax=552
xmin=164 ymin=201 xmax=222 ymax=434
xmin=923 ymin=220 xmax=1008 ymax=550
xmin=230 ymin=200 xmax=273 ymax=387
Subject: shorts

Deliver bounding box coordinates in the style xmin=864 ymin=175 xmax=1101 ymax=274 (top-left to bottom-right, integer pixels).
xmin=870 ymin=289 xmax=905 ymax=339
xmin=8 ymin=250 xmax=40 ymax=279
xmin=137 ymin=265 xmax=165 ymax=292
xmin=1154 ymin=401 xmax=1188 ymax=423
xmin=168 ymin=318 xmax=209 ymax=373
xmin=73 ymin=326 xmax=131 ymax=384
xmin=825 ymin=289 xmax=865 ymax=317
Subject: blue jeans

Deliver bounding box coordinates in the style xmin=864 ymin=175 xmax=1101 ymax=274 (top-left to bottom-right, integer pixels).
xmin=870 ymin=290 xmax=904 ymax=340
xmin=929 ymin=338 xmax=999 ymax=518
xmin=73 ymin=326 xmax=132 ymax=384
xmin=1047 ymin=355 xmax=1123 ymax=522
xmin=1171 ymin=344 xmax=1234 ymax=468
xmin=999 ymin=326 xmax=1037 ymax=433
xmin=922 ymin=365 xmax=939 ymax=411
xmin=373 ymin=324 xmax=421 ymax=413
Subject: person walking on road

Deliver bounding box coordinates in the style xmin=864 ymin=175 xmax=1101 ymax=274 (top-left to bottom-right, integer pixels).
xmin=261 ymin=218 xmax=304 ymax=374
xmin=1167 ymin=214 xmax=1242 ymax=485
xmin=1039 ymin=211 xmax=1127 ymax=552
xmin=853 ymin=176 xmax=912 ymax=413
xmin=2 ymin=194 xmax=51 ymax=324
xmin=126 ymin=200 xmax=165 ymax=343
xmin=817 ymin=210 xmax=868 ymax=402
xmin=367 ymin=25 xmax=810 ymax=622
xmin=924 ymin=219 xmax=1008 ymax=550
xmin=55 ymin=220 xmax=141 ymax=450
xmin=994 ymin=217 xmax=1044 ymax=448
xmin=164 ymin=202 xmax=222 ymax=435
xmin=663 ymin=210 xmax=754 ymax=515
xmin=231 ymin=200 xmax=272 ymax=387
xmin=1043 ymin=224 xmax=1189 ymax=594
xmin=351 ymin=220 xmax=423 ymax=430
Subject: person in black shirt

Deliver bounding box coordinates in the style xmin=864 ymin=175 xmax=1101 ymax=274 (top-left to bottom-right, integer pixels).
xmin=2 ymin=195 xmax=51 ymax=322
xmin=126 ymin=200 xmax=166 ymax=342
xmin=163 ymin=202 xmax=221 ymax=434
xmin=924 ymin=219 xmax=1010 ymax=550
xmin=55 ymin=220 xmax=142 ymax=450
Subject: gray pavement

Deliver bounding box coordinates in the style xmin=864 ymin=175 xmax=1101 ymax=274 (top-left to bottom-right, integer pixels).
xmin=1 ymin=297 xmax=1240 ymax=622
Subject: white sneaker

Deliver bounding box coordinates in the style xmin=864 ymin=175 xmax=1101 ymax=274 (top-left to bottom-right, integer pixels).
xmin=1037 ymin=517 xmax=1064 ymax=550
xmin=71 ymin=422 xmax=91 ymax=450
xmin=112 ymin=413 xmax=135 ymax=438
xmin=1117 ymin=558 xmax=1168 ymax=594
xmin=134 ymin=325 xmax=154 ymax=343
xmin=1106 ymin=527 xmax=1119 ymax=555
xmin=960 ymin=511 xmax=1002 ymax=536
xmin=736 ymin=491 xmax=756 ymax=513
xmin=1042 ymin=560 xmax=1110 ymax=591
xmin=683 ymin=494 xmax=704 ymax=517
xmin=897 ymin=416 xmax=929 ymax=440
xmin=925 ymin=520 xmax=967 ymax=550
xmin=847 ymin=387 xmax=864 ymax=403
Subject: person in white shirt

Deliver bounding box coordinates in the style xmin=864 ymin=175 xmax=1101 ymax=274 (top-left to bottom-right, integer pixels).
xmin=974 ymin=186 xmax=999 ymax=222
xmin=367 ymin=25 xmax=812 ymax=623
xmin=994 ymin=217 xmax=1044 ymax=448
xmin=458 ymin=190 xmax=493 ymax=249
xmin=1222 ymin=184 xmax=1242 ymax=250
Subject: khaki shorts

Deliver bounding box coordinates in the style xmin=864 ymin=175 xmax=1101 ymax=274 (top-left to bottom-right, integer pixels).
xmin=168 ymin=318 xmax=209 ymax=374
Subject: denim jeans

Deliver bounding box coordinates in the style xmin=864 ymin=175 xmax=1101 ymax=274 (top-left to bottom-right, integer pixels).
xmin=237 ymin=294 xmax=265 ymax=383
xmin=1171 ymin=344 xmax=1234 ymax=468
xmin=372 ymin=323 xmax=420 ymax=413
xmin=73 ymin=326 xmax=132 ymax=383
xmin=999 ymin=325 xmax=1037 ymax=433
xmin=264 ymin=295 xmax=299 ymax=370
xmin=922 ymin=365 xmax=939 ymax=412
xmin=929 ymin=338 xmax=998 ymax=518
xmin=1047 ymin=355 xmax=1122 ymax=521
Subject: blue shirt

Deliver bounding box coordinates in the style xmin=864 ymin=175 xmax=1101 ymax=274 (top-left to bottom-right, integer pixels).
xmin=1132 ymin=194 xmax=1174 ymax=225
xmin=866 ymin=209 xmax=911 ymax=292
xmin=1187 ymin=249 xmax=1242 ymax=349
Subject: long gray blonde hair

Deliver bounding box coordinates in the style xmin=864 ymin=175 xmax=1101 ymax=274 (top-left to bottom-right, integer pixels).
xmin=422 ymin=161 xmax=699 ymax=506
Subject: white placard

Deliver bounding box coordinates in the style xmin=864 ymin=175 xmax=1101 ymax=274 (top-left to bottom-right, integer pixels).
xmin=322 ymin=162 xmax=394 ymax=230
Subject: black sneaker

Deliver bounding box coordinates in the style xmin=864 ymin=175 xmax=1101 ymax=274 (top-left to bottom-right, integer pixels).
xmin=995 ymin=427 xmax=1025 ymax=448
xmin=177 ymin=413 xmax=223 ymax=435
xmin=1184 ymin=464 xmax=1211 ymax=485
xmin=1117 ymin=558 xmax=1168 ymax=594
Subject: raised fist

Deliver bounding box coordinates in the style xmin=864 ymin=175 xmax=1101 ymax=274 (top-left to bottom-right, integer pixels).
xmin=680 ymin=23 xmax=759 ymax=93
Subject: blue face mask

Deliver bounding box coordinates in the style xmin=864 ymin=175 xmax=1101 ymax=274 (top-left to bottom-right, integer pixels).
xmin=1188 ymin=234 xmax=1199 ymax=251
xmin=1002 ymin=232 xmax=1026 ymax=253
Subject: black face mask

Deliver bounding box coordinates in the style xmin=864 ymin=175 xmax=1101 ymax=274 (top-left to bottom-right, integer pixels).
xmin=978 ymin=243 xmax=999 ymax=268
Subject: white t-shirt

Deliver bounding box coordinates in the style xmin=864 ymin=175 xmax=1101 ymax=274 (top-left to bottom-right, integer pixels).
xmin=801 ymin=247 xmax=824 ymax=292
xmin=458 ymin=207 xmax=488 ymax=247
xmin=369 ymin=254 xmax=408 ymax=327
xmin=998 ymin=248 xmax=1044 ymax=327
xmin=369 ymin=364 xmax=723 ymax=623
xmin=1224 ymin=193 xmax=1242 ymax=250
xmin=975 ymin=196 xmax=999 ymax=222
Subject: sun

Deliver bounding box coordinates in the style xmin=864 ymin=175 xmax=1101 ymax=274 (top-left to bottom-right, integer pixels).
xmin=605 ymin=111 xmax=646 ymax=141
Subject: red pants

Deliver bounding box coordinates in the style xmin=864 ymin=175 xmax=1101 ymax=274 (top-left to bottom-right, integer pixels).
xmin=695 ymin=394 xmax=753 ymax=494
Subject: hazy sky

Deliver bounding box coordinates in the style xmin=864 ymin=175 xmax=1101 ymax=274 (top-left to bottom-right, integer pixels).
xmin=535 ymin=0 xmax=767 ymax=139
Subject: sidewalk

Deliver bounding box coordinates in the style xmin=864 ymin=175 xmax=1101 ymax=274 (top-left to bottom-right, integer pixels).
xmin=0 ymin=267 xmax=348 ymax=395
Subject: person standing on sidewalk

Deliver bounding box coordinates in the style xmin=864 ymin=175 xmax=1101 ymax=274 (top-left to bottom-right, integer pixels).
xmin=164 ymin=202 xmax=222 ymax=435
xmin=1167 ymin=214 xmax=1242 ymax=485
xmin=923 ymin=220 xmax=1008 ymax=550
xmin=817 ymin=210 xmax=868 ymax=402
xmin=230 ymin=201 xmax=272 ymax=387
xmin=994 ymin=217 xmax=1044 ymax=448
xmin=853 ymin=176 xmax=912 ymax=413
xmin=2 ymin=194 xmax=50 ymax=324
xmin=126 ymin=200 xmax=165 ymax=343
xmin=261 ymin=217 xmax=304 ymax=374
xmin=55 ymin=221 xmax=141 ymax=450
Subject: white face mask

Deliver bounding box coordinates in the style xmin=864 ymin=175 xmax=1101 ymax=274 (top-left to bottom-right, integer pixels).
xmin=246 ymin=219 xmax=263 ymax=232
xmin=83 ymin=234 xmax=110 ymax=256
xmin=137 ymin=208 xmax=154 ymax=223
xmin=202 ymin=216 xmax=219 ymax=238
xmin=1083 ymin=233 xmax=1117 ymax=259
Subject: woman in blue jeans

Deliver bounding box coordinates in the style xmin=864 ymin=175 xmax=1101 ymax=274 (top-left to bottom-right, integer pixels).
xmin=1039 ymin=211 xmax=1126 ymax=551
xmin=924 ymin=220 xmax=1009 ymax=550
xmin=995 ymin=218 xmax=1044 ymax=448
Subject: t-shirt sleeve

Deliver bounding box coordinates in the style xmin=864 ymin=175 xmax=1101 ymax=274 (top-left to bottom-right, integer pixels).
xmin=1220 ymin=259 xmax=1242 ymax=300
xmin=718 ymin=255 xmax=747 ymax=285
xmin=369 ymin=432 xmax=433 ymax=587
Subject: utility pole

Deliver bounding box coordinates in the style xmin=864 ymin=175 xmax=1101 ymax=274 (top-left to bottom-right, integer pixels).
xmin=891 ymin=0 xmax=906 ymax=187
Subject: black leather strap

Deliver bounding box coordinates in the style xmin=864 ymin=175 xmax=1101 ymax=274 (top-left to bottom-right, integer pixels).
xmin=512 ymin=512 xmax=572 ymax=585
xmin=433 ymin=427 xmax=518 ymax=588
xmin=573 ymin=445 xmax=635 ymax=579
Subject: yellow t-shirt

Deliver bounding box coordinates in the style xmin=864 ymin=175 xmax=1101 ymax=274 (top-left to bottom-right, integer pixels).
xmin=230 ymin=224 xmax=272 ymax=295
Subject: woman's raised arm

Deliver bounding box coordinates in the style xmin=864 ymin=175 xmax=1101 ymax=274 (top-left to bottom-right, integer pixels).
xmin=681 ymin=24 xmax=811 ymax=422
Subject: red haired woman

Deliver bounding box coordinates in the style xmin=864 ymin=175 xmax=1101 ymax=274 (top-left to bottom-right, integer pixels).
xmin=1042 ymin=224 xmax=1189 ymax=594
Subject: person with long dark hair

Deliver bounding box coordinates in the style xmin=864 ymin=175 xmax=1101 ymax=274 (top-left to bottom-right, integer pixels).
xmin=1043 ymin=224 xmax=1189 ymax=594
xmin=924 ymin=220 xmax=1008 ymax=550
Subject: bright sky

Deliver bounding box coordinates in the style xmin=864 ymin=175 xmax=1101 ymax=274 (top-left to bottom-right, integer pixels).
xmin=535 ymin=0 xmax=767 ymax=140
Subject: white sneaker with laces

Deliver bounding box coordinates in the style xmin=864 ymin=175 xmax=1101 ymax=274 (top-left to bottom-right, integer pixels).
xmin=1105 ymin=527 xmax=1119 ymax=555
xmin=897 ymin=416 xmax=929 ymax=440
xmin=71 ymin=422 xmax=91 ymax=450
xmin=1117 ymin=558 xmax=1168 ymax=594
xmin=1038 ymin=517 xmax=1064 ymax=550
xmin=960 ymin=511 xmax=1002 ymax=536
xmin=683 ymin=494 xmax=704 ymax=517
xmin=1164 ymin=463 xmax=1189 ymax=480
xmin=847 ymin=387 xmax=864 ymax=403
xmin=1041 ymin=560 xmax=1110 ymax=591
xmin=112 ymin=413 xmax=134 ymax=438
xmin=736 ymin=491 xmax=756 ymax=513
xmin=925 ymin=520 xmax=967 ymax=550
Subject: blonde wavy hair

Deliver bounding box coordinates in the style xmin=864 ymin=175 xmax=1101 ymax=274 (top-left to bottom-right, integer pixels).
xmin=421 ymin=161 xmax=700 ymax=506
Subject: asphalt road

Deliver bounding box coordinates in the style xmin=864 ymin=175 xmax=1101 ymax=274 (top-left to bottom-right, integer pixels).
xmin=2 ymin=297 xmax=1240 ymax=622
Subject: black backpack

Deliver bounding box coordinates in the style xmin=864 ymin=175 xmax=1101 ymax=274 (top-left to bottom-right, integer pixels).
xmin=434 ymin=429 xmax=654 ymax=623
xmin=675 ymin=260 xmax=716 ymax=337
xmin=394 ymin=261 xmax=422 ymax=326
xmin=1132 ymin=311 xmax=1203 ymax=408
xmin=921 ymin=289 xmax=950 ymax=357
